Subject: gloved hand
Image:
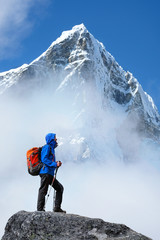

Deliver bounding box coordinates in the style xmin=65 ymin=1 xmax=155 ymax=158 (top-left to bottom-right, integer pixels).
xmin=57 ymin=161 xmax=62 ymax=167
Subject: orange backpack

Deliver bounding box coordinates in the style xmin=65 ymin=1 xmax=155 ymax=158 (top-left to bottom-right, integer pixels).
xmin=27 ymin=147 xmax=43 ymax=176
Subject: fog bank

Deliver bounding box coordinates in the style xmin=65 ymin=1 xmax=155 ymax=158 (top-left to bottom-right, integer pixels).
xmin=0 ymin=83 xmax=160 ymax=240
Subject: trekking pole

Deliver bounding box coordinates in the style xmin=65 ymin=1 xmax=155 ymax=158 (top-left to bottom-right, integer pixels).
xmin=44 ymin=167 xmax=58 ymax=210
xmin=53 ymin=187 xmax=56 ymax=211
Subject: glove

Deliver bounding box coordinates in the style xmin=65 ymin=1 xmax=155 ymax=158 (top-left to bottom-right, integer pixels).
xmin=57 ymin=161 xmax=62 ymax=167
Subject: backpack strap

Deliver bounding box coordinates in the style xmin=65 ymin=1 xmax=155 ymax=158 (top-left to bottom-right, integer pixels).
xmin=49 ymin=145 xmax=53 ymax=155
xmin=48 ymin=144 xmax=55 ymax=162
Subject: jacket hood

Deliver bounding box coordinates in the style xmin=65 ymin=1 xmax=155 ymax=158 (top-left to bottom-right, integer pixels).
xmin=45 ymin=133 xmax=56 ymax=145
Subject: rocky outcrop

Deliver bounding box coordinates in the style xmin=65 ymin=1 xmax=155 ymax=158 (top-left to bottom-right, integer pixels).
xmin=2 ymin=211 xmax=151 ymax=240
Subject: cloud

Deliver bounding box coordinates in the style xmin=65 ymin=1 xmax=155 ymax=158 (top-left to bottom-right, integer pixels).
xmin=0 ymin=78 xmax=160 ymax=240
xmin=0 ymin=0 xmax=51 ymax=60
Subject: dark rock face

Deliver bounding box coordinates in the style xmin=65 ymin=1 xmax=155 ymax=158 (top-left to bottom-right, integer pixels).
xmin=2 ymin=211 xmax=151 ymax=240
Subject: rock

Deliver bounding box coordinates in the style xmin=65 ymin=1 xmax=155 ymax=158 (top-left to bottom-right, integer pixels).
xmin=2 ymin=211 xmax=151 ymax=240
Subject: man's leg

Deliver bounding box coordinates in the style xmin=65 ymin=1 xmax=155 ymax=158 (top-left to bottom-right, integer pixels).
xmin=37 ymin=174 xmax=52 ymax=211
xmin=52 ymin=179 xmax=65 ymax=212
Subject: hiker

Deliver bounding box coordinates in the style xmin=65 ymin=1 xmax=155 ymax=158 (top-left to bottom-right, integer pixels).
xmin=37 ymin=133 xmax=65 ymax=213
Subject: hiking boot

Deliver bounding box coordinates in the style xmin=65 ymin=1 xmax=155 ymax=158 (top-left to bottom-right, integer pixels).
xmin=54 ymin=207 xmax=66 ymax=213
xmin=37 ymin=208 xmax=45 ymax=212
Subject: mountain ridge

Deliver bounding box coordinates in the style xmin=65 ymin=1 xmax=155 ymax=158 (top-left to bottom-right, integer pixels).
xmin=0 ymin=24 xmax=159 ymax=116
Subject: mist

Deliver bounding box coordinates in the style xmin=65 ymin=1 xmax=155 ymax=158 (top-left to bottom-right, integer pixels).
xmin=0 ymin=79 xmax=160 ymax=240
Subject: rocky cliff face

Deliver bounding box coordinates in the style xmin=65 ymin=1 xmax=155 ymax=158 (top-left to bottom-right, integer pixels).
xmin=2 ymin=211 xmax=151 ymax=240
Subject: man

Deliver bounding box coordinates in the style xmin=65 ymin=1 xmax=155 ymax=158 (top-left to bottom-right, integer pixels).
xmin=37 ymin=133 xmax=66 ymax=213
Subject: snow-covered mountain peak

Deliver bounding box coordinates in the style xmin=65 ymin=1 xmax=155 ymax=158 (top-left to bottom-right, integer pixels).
xmin=60 ymin=23 xmax=88 ymax=39
xmin=0 ymin=24 xmax=160 ymax=144
xmin=31 ymin=23 xmax=89 ymax=64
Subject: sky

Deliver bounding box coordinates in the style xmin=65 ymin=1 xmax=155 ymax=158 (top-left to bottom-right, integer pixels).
xmin=0 ymin=0 xmax=160 ymax=110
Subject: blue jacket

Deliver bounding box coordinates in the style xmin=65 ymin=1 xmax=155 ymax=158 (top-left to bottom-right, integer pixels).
xmin=40 ymin=133 xmax=58 ymax=176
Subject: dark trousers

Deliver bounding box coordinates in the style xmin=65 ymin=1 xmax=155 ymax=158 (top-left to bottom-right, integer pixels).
xmin=37 ymin=174 xmax=64 ymax=211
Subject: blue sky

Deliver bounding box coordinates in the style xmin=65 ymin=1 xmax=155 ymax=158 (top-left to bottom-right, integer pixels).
xmin=0 ymin=0 xmax=160 ymax=110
